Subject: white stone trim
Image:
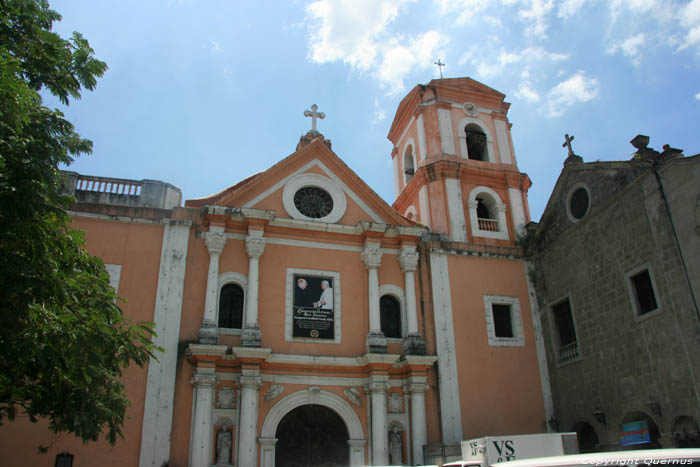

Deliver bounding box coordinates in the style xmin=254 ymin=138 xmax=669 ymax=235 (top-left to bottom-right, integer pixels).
xmin=379 ymin=284 xmax=407 ymax=341
xmin=105 ymin=264 xmax=122 ymax=293
xmin=565 ymin=182 xmax=592 ymax=223
xmin=285 ymin=268 xmax=342 ymax=344
xmin=467 ymin=186 xmax=509 ymax=240
xmin=445 ymin=178 xmax=467 ymax=242
xmin=139 ymin=220 xmax=191 ymax=467
xmin=483 ymin=295 xmax=525 ymax=347
xmin=244 ymin=159 xmax=383 ymax=223
xmin=417 ymin=114 xmax=427 ymax=161
xmin=625 ymin=263 xmax=663 ymax=322
xmin=225 ymin=233 xmax=400 ymax=255
xmin=216 ymin=271 xmax=248 ymax=335
xmin=524 ymin=261 xmax=554 ymax=430
xmin=282 ymin=173 xmax=347 ymax=223
xmin=260 ymin=390 xmax=366 ymax=467
xmin=438 ymin=107 xmax=456 ymax=155
xmin=393 ymin=152 xmax=401 ymax=198
xmin=67 ymin=210 xmax=173 ymax=225
xmin=396 ymin=115 xmax=416 ymax=151
xmin=494 ymin=118 xmax=513 ymax=164
xmin=508 ymin=187 xmax=527 ymax=236
xmin=457 ymin=117 xmax=494 ymax=162
xmin=429 ymin=252 xmax=463 ymax=443
xmin=419 ymin=185 xmax=432 ymax=228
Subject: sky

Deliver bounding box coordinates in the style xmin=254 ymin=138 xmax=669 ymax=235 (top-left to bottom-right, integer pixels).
xmin=46 ymin=0 xmax=700 ymax=221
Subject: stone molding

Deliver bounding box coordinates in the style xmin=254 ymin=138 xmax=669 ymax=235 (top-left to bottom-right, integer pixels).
xmin=361 ymin=242 xmax=383 ymax=269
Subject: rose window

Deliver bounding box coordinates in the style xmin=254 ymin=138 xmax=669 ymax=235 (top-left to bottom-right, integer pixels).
xmin=293 ymin=186 xmax=334 ymax=218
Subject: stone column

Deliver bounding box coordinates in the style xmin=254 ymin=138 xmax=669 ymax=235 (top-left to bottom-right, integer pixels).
xmin=362 ymin=241 xmax=386 ymax=353
xmin=200 ymin=226 xmax=227 ymax=344
xmin=237 ymin=369 xmax=262 ymax=467
xmin=189 ymin=369 xmax=217 ymax=467
xmin=242 ymin=229 xmax=266 ymax=347
xmin=399 ymin=245 xmax=426 ymax=355
xmin=369 ymin=375 xmax=389 ymax=465
xmin=408 ymin=378 xmax=429 ymax=465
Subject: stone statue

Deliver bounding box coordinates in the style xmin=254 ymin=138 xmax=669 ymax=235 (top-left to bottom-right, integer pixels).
xmin=389 ymin=426 xmax=403 ymax=465
xmin=216 ymin=425 xmax=232 ymax=464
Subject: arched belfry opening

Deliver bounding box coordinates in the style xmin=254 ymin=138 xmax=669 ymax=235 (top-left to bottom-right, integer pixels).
xmin=403 ymin=145 xmax=415 ymax=184
xmin=465 ymin=123 xmax=488 ymax=161
xmin=275 ymin=404 xmax=350 ymax=467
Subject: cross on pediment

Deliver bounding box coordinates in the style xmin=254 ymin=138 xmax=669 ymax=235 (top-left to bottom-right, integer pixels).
xmin=563 ymin=133 xmax=576 ymax=157
xmin=434 ymin=59 xmax=445 ymax=79
xmin=304 ymin=104 xmax=325 ymax=133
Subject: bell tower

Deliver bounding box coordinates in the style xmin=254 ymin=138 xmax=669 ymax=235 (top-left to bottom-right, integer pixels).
xmin=388 ymin=77 xmax=531 ymax=246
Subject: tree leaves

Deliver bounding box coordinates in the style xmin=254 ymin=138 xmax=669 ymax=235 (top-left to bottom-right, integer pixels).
xmin=0 ymin=0 xmax=159 ymax=449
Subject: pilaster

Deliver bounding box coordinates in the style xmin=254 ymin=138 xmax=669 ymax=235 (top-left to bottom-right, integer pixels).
xmin=242 ymin=229 xmax=266 ymax=347
xmin=190 ymin=369 xmax=218 ymax=467
xmin=200 ymin=226 xmax=227 ymax=344
xmin=362 ymin=240 xmax=386 ymax=354
xmin=399 ymin=245 xmax=426 ymax=355
xmin=369 ymin=374 xmax=389 ymax=465
xmin=237 ymin=368 xmax=262 ymax=467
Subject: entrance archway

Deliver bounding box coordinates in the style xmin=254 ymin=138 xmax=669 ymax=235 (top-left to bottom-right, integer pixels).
xmin=275 ymin=404 xmax=349 ymax=467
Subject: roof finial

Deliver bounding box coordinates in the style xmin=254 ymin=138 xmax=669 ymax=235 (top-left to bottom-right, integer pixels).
xmin=563 ymin=134 xmax=576 ymax=157
xmin=434 ymin=59 xmax=445 ymax=79
xmin=304 ymin=104 xmax=325 ymax=134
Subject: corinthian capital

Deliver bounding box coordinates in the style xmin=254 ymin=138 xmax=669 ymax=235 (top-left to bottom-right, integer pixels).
xmin=399 ymin=245 xmax=419 ymax=272
xmin=205 ymin=228 xmax=227 ymax=256
xmin=361 ymin=241 xmax=382 ymax=269
xmin=191 ymin=373 xmax=218 ymax=388
xmin=245 ymin=230 xmax=266 ymax=259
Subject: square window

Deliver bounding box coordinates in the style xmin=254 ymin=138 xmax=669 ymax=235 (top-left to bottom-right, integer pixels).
xmin=483 ymin=295 xmax=524 ymax=347
xmin=492 ymin=304 xmax=514 ymax=338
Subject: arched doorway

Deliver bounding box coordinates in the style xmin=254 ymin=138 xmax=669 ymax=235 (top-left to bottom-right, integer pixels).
xmin=572 ymin=421 xmax=600 ymax=453
xmin=275 ymin=404 xmax=349 ymax=467
xmin=621 ymin=411 xmax=661 ymax=449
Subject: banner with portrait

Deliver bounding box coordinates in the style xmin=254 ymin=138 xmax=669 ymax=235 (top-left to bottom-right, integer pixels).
xmin=293 ymin=274 xmax=334 ymax=339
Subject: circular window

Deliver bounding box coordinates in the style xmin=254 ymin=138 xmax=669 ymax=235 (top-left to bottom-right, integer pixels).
xmin=570 ymin=188 xmax=589 ymax=219
xmin=293 ymin=186 xmax=333 ymax=218
xmin=282 ymin=173 xmax=347 ymax=223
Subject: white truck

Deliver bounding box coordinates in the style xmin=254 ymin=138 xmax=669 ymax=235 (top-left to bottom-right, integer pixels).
xmin=442 ymin=433 xmax=579 ymax=467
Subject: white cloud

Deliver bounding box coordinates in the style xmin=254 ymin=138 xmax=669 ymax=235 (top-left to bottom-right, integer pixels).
xmin=435 ymin=0 xmax=492 ymax=24
xmin=306 ymin=0 xmax=447 ymax=93
xmin=546 ymin=71 xmax=599 ymax=117
xmin=210 ymin=40 xmax=222 ymax=54
xmin=607 ymin=33 xmax=646 ymax=65
xmin=558 ymin=0 xmax=587 ymax=18
xmin=518 ymin=0 xmax=555 ymax=39
xmin=372 ymin=98 xmax=387 ymax=123
xmin=680 ymin=0 xmax=700 ymax=52
xmin=473 ymin=46 xmax=568 ymax=79
xmin=696 ymin=91 xmax=700 ymax=101
xmin=514 ymin=81 xmax=541 ymax=102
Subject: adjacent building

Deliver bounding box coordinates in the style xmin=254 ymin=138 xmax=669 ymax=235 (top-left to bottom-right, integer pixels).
xmin=525 ymin=136 xmax=700 ymax=451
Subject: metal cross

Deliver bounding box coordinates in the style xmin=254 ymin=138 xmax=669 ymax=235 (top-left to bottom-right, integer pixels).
xmin=304 ymin=104 xmax=325 ymax=133
xmin=563 ymin=133 xmax=576 ymax=157
xmin=434 ymin=59 xmax=445 ymax=79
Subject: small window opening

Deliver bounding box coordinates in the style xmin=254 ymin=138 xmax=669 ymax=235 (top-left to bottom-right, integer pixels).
xmin=475 ymin=195 xmax=499 ymax=232
xmin=492 ymin=304 xmax=514 ymax=338
xmin=570 ymin=187 xmax=590 ymax=219
xmin=403 ymin=146 xmax=415 ymax=183
xmin=466 ymin=124 xmax=487 ymax=161
xmin=380 ymin=295 xmax=402 ymax=338
xmin=552 ymin=299 xmax=578 ymax=363
xmin=219 ymin=283 xmax=244 ymax=329
xmin=476 ymin=198 xmax=492 ymax=219
xmin=631 ymin=270 xmax=658 ymax=315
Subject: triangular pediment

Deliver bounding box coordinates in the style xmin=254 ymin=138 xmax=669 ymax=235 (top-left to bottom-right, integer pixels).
xmin=186 ymin=135 xmax=413 ymax=227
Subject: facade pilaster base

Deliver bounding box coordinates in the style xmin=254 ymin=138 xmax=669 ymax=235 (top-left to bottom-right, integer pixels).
xmin=198 ymin=323 xmax=219 ymax=345
xmin=259 ymin=437 xmax=277 ymax=467
xmin=366 ymin=331 xmax=387 ymax=354
xmin=402 ymin=333 xmax=427 ymax=355
xmin=241 ymin=325 xmax=262 ymax=347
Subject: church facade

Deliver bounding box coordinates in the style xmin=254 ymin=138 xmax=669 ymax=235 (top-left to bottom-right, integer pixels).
xmin=0 ymin=78 xmax=550 ymax=466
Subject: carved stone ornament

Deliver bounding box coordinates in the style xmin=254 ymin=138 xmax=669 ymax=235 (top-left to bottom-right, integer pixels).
xmin=205 ymin=231 xmax=227 ymax=256
xmin=264 ymin=384 xmax=284 ymax=402
xmin=387 ymin=391 xmax=403 ymax=413
xmin=217 ymin=386 xmax=236 ymax=409
xmin=398 ymin=246 xmax=419 ymax=272
xmin=245 ymin=230 xmax=266 ymax=259
xmin=463 ymin=102 xmax=479 ymax=117
xmin=344 ymin=387 xmax=362 ymax=408
xmin=361 ymin=242 xmax=382 ymax=269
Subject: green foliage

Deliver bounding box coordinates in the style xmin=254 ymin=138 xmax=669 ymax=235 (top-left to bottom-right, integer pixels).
xmin=0 ymin=0 xmax=159 ymax=449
